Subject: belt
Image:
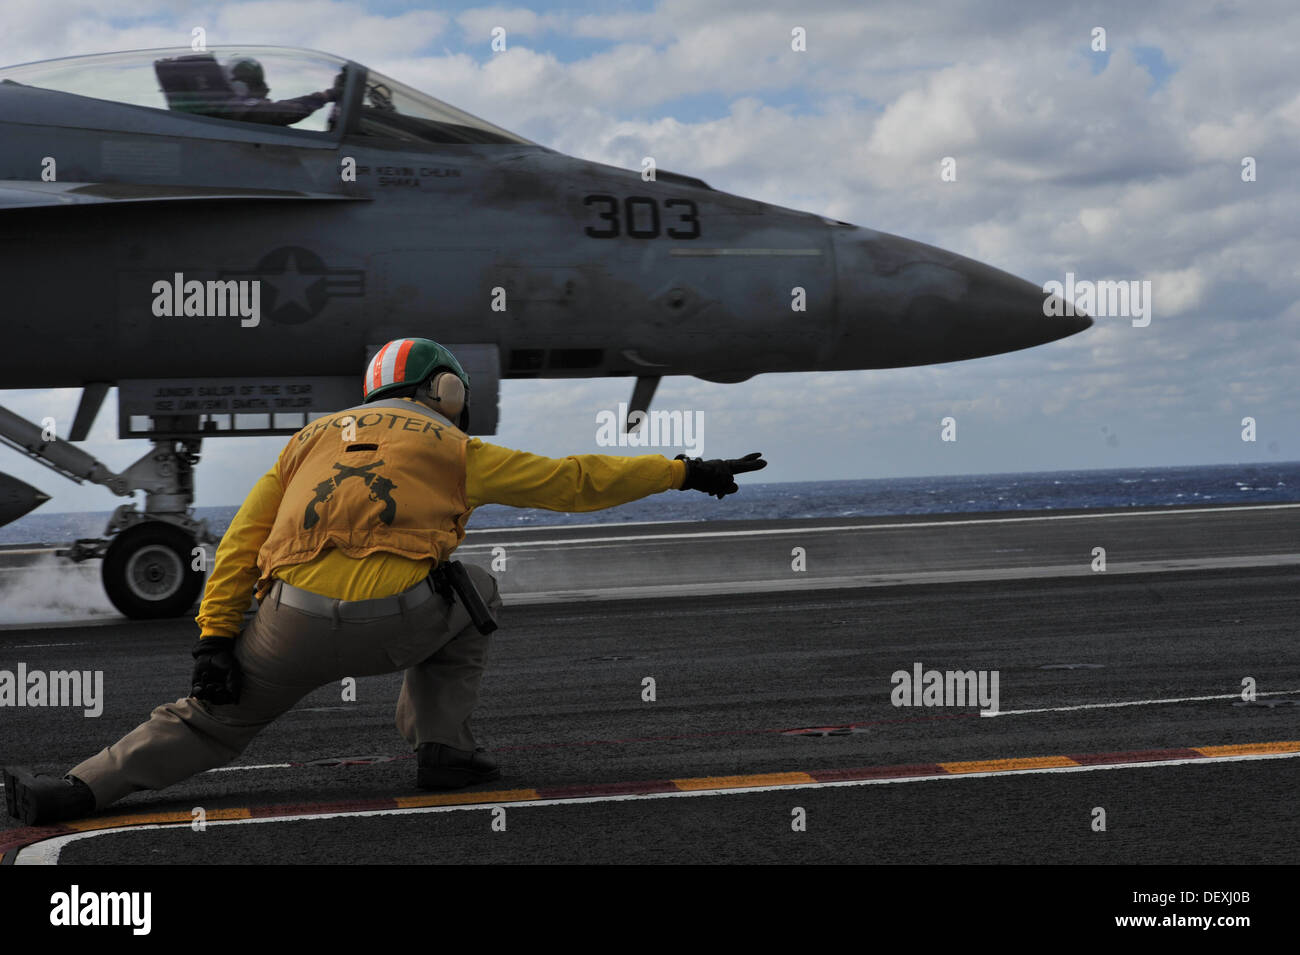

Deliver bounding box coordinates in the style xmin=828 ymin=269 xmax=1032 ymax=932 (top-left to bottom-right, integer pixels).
xmin=269 ymin=575 xmax=441 ymax=621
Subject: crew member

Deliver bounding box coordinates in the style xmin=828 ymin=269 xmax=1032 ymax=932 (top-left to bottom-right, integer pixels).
xmin=215 ymin=57 xmax=339 ymax=126
xmin=3 ymin=339 xmax=766 ymax=824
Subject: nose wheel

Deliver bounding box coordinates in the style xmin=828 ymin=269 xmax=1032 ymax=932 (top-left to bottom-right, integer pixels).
xmin=101 ymin=521 xmax=206 ymax=619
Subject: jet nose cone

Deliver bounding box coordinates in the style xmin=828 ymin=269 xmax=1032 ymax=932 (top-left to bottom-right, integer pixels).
xmin=944 ymin=251 xmax=1094 ymax=349
xmin=835 ymin=228 xmax=1092 ymax=368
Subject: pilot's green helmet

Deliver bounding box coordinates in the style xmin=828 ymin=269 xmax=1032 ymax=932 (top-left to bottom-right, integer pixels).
xmin=227 ymin=57 xmax=268 ymax=98
xmin=363 ymin=338 xmax=471 ymax=428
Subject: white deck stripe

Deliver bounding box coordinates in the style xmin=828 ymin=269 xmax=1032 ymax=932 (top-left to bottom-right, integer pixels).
xmin=204 ymin=762 xmax=294 ymax=773
xmin=15 ymin=749 xmax=1299 ymax=864
xmin=453 ymin=504 xmax=1300 ymax=549
xmin=983 ymin=688 xmax=1300 ymax=717
xmin=4 ymin=685 xmax=1292 ymax=793
xmin=499 ymin=554 xmax=1300 ymax=605
xmin=0 ymin=682 xmax=1289 ymax=793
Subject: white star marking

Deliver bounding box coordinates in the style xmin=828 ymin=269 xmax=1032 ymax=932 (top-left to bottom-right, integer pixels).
xmin=262 ymin=252 xmax=323 ymax=314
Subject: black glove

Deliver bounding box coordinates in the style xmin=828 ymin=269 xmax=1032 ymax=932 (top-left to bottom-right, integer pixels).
xmin=191 ymin=637 xmax=242 ymax=705
xmin=675 ymin=452 xmax=767 ymax=499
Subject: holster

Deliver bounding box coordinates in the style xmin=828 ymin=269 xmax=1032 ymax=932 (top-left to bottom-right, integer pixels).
xmin=430 ymin=560 xmax=498 ymax=635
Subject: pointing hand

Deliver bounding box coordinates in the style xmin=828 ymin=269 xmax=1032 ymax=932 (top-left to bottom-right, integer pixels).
xmin=676 ymin=452 xmax=767 ymax=499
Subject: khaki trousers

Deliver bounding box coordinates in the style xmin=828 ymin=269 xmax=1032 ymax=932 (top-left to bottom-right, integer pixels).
xmin=70 ymin=565 xmax=500 ymax=809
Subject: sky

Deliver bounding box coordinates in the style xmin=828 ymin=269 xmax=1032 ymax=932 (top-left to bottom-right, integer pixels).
xmin=1 ymin=0 xmax=1297 ymax=511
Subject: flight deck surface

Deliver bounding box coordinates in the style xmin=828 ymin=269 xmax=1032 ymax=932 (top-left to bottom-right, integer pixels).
xmin=2 ymin=505 xmax=1296 ymax=864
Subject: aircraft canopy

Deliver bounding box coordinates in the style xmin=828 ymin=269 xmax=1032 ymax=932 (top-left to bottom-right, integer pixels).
xmin=0 ymin=46 xmax=532 ymax=145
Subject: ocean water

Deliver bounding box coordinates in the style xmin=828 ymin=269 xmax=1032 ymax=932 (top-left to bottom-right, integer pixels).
xmin=2 ymin=461 xmax=1295 ymax=545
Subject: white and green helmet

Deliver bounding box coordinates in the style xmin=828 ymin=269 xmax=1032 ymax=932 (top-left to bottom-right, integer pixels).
xmin=363 ymin=338 xmax=471 ymax=427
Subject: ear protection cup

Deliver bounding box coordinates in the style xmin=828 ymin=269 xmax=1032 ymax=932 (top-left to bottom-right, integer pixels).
xmin=429 ymin=371 xmax=465 ymax=419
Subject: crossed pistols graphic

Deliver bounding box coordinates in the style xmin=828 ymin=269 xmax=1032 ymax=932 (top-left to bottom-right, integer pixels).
xmin=303 ymin=460 xmax=399 ymax=529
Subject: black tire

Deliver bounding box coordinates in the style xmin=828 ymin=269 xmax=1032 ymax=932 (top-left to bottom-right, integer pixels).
xmin=102 ymin=522 xmax=206 ymax=619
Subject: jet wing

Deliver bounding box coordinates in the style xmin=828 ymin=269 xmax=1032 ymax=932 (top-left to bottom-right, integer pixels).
xmin=0 ymin=181 xmax=368 ymax=210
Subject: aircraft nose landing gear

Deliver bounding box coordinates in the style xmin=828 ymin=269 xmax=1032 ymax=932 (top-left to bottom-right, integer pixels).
xmin=51 ymin=435 xmax=214 ymax=619
xmin=0 ymin=403 xmax=212 ymax=619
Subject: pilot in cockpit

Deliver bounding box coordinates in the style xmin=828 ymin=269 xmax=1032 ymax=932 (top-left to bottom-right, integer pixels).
xmin=218 ymin=57 xmax=341 ymax=126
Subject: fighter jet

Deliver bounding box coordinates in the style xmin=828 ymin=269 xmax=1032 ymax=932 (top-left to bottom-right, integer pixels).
xmin=0 ymin=46 xmax=1091 ymax=619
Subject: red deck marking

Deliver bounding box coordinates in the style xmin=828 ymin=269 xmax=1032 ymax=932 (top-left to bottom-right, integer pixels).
xmin=0 ymin=823 xmax=77 ymax=855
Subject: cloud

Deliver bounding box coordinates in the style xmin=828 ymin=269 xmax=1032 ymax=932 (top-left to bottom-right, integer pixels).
xmin=0 ymin=0 xmax=1296 ymax=512
xmin=455 ymin=7 xmax=566 ymax=42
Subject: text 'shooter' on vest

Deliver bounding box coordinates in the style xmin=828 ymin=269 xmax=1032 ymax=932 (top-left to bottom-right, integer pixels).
xmin=256 ymin=399 xmax=470 ymax=591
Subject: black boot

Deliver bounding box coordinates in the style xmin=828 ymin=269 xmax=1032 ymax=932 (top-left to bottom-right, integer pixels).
xmin=2 ymin=766 xmax=96 ymax=825
xmin=416 ymin=744 xmax=501 ymax=790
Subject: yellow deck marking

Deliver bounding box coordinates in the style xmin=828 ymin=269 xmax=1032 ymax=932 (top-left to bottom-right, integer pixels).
xmin=673 ymin=772 xmax=817 ymax=791
xmin=64 ymin=809 xmax=201 ymax=832
xmin=1194 ymin=740 xmax=1300 ymax=757
xmin=940 ymin=755 xmax=1078 ymax=774
xmin=393 ymin=788 xmax=539 ymax=809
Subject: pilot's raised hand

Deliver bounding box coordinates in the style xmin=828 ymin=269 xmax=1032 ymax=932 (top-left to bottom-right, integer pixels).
xmin=675 ymin=452 xmax=767 ymax=499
